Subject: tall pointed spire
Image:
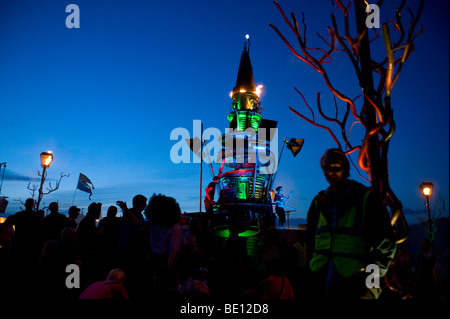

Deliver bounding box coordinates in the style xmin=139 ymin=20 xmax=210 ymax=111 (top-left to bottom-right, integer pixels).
xmin=228 ymin=34 xmax=263 ymax=133
xmin=232 ymin=34 xmax=256 ymax=96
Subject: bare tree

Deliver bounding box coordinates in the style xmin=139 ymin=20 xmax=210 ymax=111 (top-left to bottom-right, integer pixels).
xmin=270 ymin=0 xmax=424 ymax=243
xmin=416 ymin=192 xmax=445 ymax=243
xmin=28 ymin=172 xmax=70 ymax=211
xmin=27 ymin=183 xmax=39 ymax=199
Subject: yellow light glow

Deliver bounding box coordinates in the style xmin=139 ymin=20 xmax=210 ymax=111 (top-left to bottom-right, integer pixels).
xmin=420 ymin=182 xmax=434 ymax=198
xmin=40 ymin=151 xmax=53 ymax=168
xmin=422 ymin=187 xmax=432 ymax=197
xmin=0 ymin=217 xmax=6 ymax=223
xmin=231 ymin=85 xmax=263 ymax=98
xmin=255 ymin=84 xmax=263 ymax=97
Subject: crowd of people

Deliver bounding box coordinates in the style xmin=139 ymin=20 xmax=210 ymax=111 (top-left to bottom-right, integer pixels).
xmin=0 ymin=148 xmax=447 ymax=300
xmin=0 ymin=194 xmax=306 ymax=301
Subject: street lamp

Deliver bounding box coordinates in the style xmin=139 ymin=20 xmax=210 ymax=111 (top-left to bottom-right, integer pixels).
xmin=419 ymin=181 xmax=434 ymax=242
xmin=36 ymin=151 xmax=53 ymax=211
xmin=40 ymin=151 xmax=53 ymax=169
xmin=420 ymin=182 xmax=433 ymax=199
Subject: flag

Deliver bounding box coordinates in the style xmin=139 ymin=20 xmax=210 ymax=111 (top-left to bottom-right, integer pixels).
xmin=77 ymin=173 xmax=94 ymax=199
xmin=185 ymin=137 xmax=202 ymax=159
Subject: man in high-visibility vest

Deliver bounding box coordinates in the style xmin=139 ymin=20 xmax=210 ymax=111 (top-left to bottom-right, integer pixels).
xmin=306 ymin=148 xmax=396 ymax=298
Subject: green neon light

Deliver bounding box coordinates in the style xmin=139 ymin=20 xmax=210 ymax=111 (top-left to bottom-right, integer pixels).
xmin=236 ymin=113 xmax=246 ymax=131
xmin=213 ymin=226 xmax=259 ymax=238
xmin=236 ymin=96 xmax=242 ymax=110
xmin=236 ymin=111 xmax=262 ymax=132
xmin=227 ymin=113 xmax=235 ymax=125
xmin=237 ymin=179 xmax=249 ymax=200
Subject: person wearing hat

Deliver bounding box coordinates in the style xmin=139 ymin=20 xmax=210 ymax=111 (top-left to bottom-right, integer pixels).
xmin=306 ymin=148 xmax=396 ymax=298
xmin=67 ymin=206 xmax=80 ymax=229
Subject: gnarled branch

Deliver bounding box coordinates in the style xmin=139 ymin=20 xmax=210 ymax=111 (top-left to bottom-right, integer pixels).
xmin=271 ymin=0 xmax=424 ymax=243
xmin=42 ymin=172 xmax=70 ymax=195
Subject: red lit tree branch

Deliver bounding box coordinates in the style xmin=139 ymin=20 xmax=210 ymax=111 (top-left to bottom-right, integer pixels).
xmin=270 ymin=0 xmax=424 ymax=243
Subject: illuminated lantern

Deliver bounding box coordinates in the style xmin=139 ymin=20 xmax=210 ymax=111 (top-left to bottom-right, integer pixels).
xmin=40 ymin=151 xmax=53 ymax=169
xmin=36 ymin=151 xmax=53 ymax=211
xmin=420 ymin=182 xmax=433 ymax=198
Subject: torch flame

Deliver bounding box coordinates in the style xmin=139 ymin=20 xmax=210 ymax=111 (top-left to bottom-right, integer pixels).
xmin=230 ymin=85 xmax=263 ymax=98
xmin=255 ymin=85 xmax=263 ymax=97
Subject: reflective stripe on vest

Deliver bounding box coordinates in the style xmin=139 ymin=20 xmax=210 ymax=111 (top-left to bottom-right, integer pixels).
xmin=309 ymin=191 xmax=371 ymax=278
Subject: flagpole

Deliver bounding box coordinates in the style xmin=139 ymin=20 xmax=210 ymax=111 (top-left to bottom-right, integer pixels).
xmin=199 ymin=122 xmax=203 ymax=213
xmin=71 ymin=188 xmax=77 ymax=206
xmin=268 ymin=136 xmax=287 ymax=193
xmin=72 ymin=173 xmax=80 ymax=206
xmin=202 ymin=139 xmax=215 ymax=178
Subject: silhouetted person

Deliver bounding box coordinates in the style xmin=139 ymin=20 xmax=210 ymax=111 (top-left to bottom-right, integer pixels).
xmin=38 ymin=230 xmax=81 ymax=301
xmin=0 ymin=219 xmax=14 ymax=299
xmin=127 ymin=194 xmax=149 ymax=265
xmin=130 ymin=194 xmax=147 ymax=221
xmin=4 ymin=198 xmax=44 ymax=296
xmin=77 ymin=202 xmax=101 ymax=253
xmin=77 ymin=202 xmax=103 ymax=286
xmin=67 ymin=205 xmax=80 ymax=229
xmin=52 ymin=227 xmax=82 ymax=299
xmin=0 ymin=219 xmax=13 ymax=254
xmin=99 ymin=205 xmax=120 ymax=236
xmin=43 ymin=202 xmax=68 ymax=241
xmin=79 ymin=268 xmax=129 ymax=299
xmin=98 ymin=205 xmax=121 ymax=268
xmin=116 ymin=195 xmax=149 ymax=298
xmin=4 ymin=198 xmax=43 ymax=257
xmin=306 ymin=148 xmax=396 ymax=298
xmin=145 ymin=193 xmax=183 ymax=296
xmin=116 ymin=195 xmax=147 ymax=258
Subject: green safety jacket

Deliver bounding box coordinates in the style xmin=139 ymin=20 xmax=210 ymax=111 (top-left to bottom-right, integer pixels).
xmin=309 ymin=190 xmax=371 ymax=278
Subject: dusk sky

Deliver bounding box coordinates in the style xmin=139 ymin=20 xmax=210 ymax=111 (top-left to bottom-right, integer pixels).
xmin=0 ymin=0 xmax=448 ymax=224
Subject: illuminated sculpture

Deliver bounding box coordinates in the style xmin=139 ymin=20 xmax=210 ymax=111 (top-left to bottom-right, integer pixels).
xmin=209 ymin=36 xmax=281 ymax=237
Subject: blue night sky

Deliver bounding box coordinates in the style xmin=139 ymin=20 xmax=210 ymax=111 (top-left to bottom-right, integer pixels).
xmin=0 ymin=0 xmax=448 ymax=224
